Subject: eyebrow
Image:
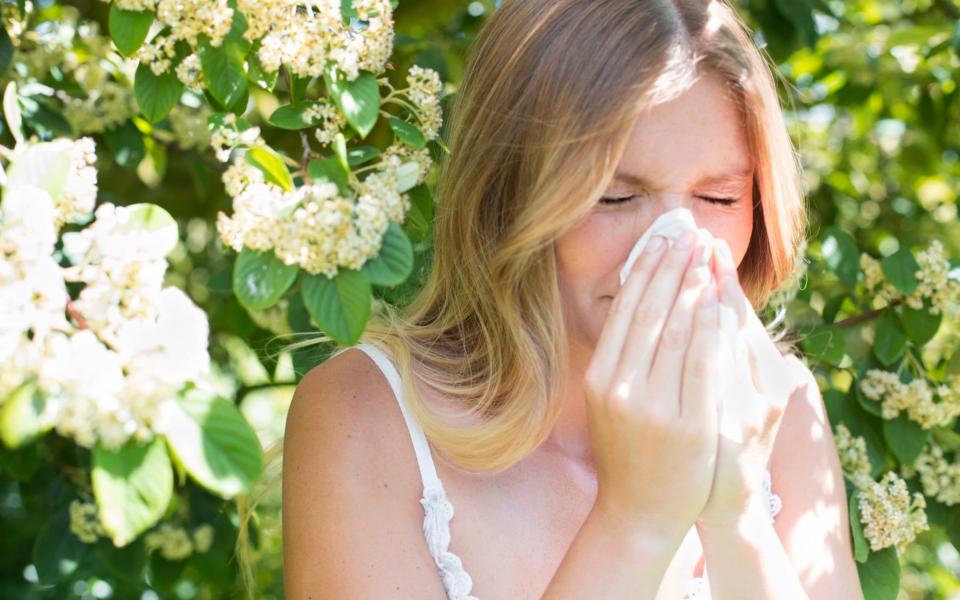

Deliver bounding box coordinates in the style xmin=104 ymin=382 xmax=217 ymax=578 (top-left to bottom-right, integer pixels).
xmin=613 ymin=167 xmax=753 ymax=188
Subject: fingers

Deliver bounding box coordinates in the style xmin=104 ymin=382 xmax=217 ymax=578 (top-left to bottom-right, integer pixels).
xmin=680 ymin=280 xmax=720 ymax=433
xmin=648 ymin=241 xmax=715 ymax=418
xmin=587 ymin=234 xmax=669 ymax=392
xmin=615 ymin=227 xmax=700 ymax=389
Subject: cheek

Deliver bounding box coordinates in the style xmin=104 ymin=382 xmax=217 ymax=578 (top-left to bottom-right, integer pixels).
xmin=555 ymin=213 xmax=636 ymax=291
xmin=700 ymin=204 xmax=753 ymax=266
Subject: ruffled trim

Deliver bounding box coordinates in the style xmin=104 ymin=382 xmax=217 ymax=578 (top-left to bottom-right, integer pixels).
xmin=420 ymin=485 xmax=479 ymax=600
xmin=762 ymin=469 xmax=783 ymax=521
xmin=681 ymin=469 xmax=782 ymax=600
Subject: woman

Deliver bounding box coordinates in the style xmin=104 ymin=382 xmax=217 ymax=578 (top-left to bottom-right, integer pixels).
xmin=282 ymin=0 xmax=863 ymax=597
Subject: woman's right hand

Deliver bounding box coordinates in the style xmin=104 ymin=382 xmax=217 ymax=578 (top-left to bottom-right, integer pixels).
xmin=583 ymin=226 xmax=725 ymax=544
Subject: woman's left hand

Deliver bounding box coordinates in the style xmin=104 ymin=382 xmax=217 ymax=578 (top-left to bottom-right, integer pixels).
xmin=695 ymin=237 xmax=806 ymax=529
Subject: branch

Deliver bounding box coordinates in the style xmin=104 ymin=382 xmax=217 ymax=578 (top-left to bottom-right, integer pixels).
xmin=832 ymin=298 xmax=903 ymax=329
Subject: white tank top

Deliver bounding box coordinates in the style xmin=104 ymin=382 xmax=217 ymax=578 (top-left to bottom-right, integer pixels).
xmin=352 ymin=342 xmax=782 ymax=600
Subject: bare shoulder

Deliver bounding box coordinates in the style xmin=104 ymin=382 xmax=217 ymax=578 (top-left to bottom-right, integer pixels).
xmin=282 ymin=347 xmax=446 ymax=598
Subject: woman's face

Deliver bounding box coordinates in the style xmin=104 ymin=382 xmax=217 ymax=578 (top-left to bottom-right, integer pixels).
xmin=555 ymin=73 xmax=755 ymax=352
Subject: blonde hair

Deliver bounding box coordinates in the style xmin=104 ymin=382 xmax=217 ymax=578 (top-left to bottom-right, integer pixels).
xmin=238 ymin=0 xmax=808 ymax=590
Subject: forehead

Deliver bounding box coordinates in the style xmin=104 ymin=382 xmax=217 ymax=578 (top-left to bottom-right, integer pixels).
xmin=615 ymin=74 xmax=753 ymax=187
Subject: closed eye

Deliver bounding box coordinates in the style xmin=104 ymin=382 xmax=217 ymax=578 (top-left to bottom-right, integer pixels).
xmin=598 ymin=195 xmax=738 ymax=206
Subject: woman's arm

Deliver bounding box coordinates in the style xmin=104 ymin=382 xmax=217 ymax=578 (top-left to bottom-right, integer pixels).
xmin=696 ymin=355 xmax=863 ymax=600
xmin=540 ymin=503 xmax=689 ymax=599
xmin=768 ymin=355 xmax=864 ymax=598
xmin=696 ymin=510 xmax=807 ymax=599
xmin=282 ymin=352 xmax=449 ymax=598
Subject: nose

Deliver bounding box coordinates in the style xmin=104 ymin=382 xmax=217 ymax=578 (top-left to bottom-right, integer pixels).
xmin=657 ymin=191 xmax=696 ymax=215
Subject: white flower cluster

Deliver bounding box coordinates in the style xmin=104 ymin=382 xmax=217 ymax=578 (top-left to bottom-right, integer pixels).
xmin=125 ymin=0 xmax=393 ymax=84
xmin=403 ymin=65 xmax=444 ymax=141
xmin=859 ymin=370 xmax=960 ymax=429
xmin=144 ymin=522 xmax=215 ymax=561
xmin=860 ymin=240 xmax=960 ymax=317
xmin=903 ymin=443 xmax=960 ymax=506
xmin=834 ymin=423 xmax=873 ymax=489
xmin=857 ymin=471 xmax=928 ymax=553
xmin=305 ymin=100 xmax=349 ymax=147
xmin=69 ymin=499 xmax=107 ymax=543
xmin=0 ymin=138 xmax=211 ymax=449
xmin=240 ymin=0 xmax=394 ymax=81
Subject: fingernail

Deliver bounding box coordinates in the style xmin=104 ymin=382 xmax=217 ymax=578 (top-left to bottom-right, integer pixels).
xmin=645 ymin=235 xmax=665 ymax=253
xmin=674 ymin=229 xmax=697 ymax=250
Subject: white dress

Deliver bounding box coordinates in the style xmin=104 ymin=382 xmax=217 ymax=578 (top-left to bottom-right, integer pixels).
xmin=353 ymin=342 xmax=783 ymax=600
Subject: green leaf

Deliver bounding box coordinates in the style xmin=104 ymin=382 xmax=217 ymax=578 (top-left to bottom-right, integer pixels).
xmin=232 ymin=248 xmax=299 ymax=310
xmin=247 ymin=48 xmax=278 ymax=91
xmin=326 ymin=68 xmax=380 ymax=138
xmin=32 ymin=507 xmax=87 ymax=584
xmin=0 ymin=23 xmax=13 ymax=75
xmin=0 ymin=382 xmax=50 ymax=449
xmin=103 ymin=121 xmax=146 ymax=168
xmin=3 ymin=81 xmax=22 ymax=144
xmin=849 ymin=490 xmax=869 ymax=563
xmin=361 ymin=221 xmax=414 ymax=286
xmin=857 ymin=546 xmax=900 ymax=600
xmin=898 ymin=305 xmax=941 ymax=346
xmin=948 ymin=508 xmax=960 ymax=554
xmin=0 ymin=442 xmax=40 ymax=480
xmin=821 ymin=227 xmax=860 ymax=288
xmin=162 ymin=387 xmax=263 ymax=498
xmin=333 ymin=131 xmax=350 ymax=173
xmin=800 ymin=324 xmax=846 ymax=366
xmin=109 ymin=5 xmax=154 ymax=57
xmin=135 ymin=62 xmax=184 ymax=124
xmin=94 ymin=537 xmax=147 ymax=584
xmin=340 ymin=0 xmax=358 ymax=20
xmin=880 ymin=248 xmax=920 ymax=295
xmin=301 ymin=269 xmax=372 ymax=346
xmin=882 ymin=413 xmax=929 ymax=464
xmin=408 ymin=184 xmax=434 ymax=223
xmin=389 ymin=116 xmax=427 ymax=148
xmin=93 ymin=438 xmax=173 ymax=547
xmin=855 ymin=383 xmax=884 ymax=418
xmin=347 ymin=145 xmax=380 ymax=166
xmin=307 ymin=156 xmax=349 ymax=195
xmin=289 ymin=74 xmax=311 ymax=105
xmin=198 ymin=13 xmax=250 ymax=111
xmin=872 ymin=309 xmax=906 ymax=366
xmin=245 ymin=146 xmax=293 ymax=191
xmin=268 ymin=104 xmax=315 ymax=130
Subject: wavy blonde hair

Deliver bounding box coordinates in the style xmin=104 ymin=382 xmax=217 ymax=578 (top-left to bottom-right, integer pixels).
xmin=238 ymin=0 xmax=808 ymax=590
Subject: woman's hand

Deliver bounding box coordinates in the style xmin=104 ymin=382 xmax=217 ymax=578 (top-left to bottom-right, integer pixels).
xmin=695 ymin=238 xmax=801 ymax=529
xmin=584 ymin=227 xmax=724 ymax=545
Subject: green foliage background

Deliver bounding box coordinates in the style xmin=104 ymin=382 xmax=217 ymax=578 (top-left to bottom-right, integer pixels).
xmin=1 ymin=0 xmax=959 ymax=598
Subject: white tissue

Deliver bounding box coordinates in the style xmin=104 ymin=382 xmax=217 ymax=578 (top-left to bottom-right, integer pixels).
xmin=618 ymin=207 xmax=697 ymax=286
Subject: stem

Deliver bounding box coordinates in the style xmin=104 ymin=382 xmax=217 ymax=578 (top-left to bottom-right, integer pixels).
xmin=833 ymin=299 xmax=904 ymax=329
xmin=382 ymin=96 xmax=421 ymax=119
xmin=298 ymin=130 xmax=314 ymax=176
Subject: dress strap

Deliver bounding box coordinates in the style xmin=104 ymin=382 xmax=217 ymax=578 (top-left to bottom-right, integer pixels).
xmin=354 ymin=343 xmax=443 ymax=492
